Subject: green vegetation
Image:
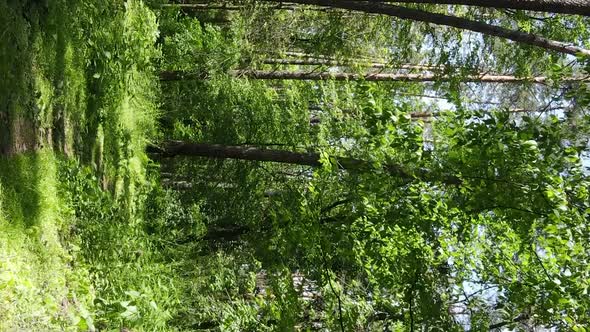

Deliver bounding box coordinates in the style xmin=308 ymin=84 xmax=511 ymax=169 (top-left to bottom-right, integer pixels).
xmin=0 ymin=0 xmax=163 ymax=329
xmin=1 ymin=0 xmax=590 ymax=331
xmin=0 ymin=152 xmax=93 ymax=330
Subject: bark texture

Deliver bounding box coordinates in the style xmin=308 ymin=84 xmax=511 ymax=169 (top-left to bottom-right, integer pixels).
xmin=161 ymin=1 xmax=590 ymax=16
xmin=262 ymin=58 xmax=440 ymax=70
xmin=160 ymin=69 xmax=589 ymax=84
xmin=159 ymin=3 xmax=329 ymax=11
xmin=147 ymin=141 xmax=462 ymax=184
xmin=383 ymin=0 xmax=590 ymax=16
xmin=261 ymin=0 xmax=590 ymax=56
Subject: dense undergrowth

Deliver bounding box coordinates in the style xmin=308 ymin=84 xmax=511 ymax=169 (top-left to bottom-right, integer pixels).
xmin=9 ymin=0 xmax=590 ymax=330
xmin=0 ymin=0 xmax=201 ymax=330
xmin=0 ymin=0 xmax=276 ymax=329
xmin=0 ymin=152 xmax=94 ymax=330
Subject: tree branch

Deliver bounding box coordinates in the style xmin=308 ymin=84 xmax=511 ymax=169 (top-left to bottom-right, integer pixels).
xmin=489 ymin=313 xmax=528 ymax=330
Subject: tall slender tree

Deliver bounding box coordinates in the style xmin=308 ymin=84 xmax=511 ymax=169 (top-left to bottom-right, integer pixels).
xmin=160 ymin=69 xmax=590 ymax=84
xmin=260 ymin=0 xmax=590 ymax=56
xmin=148 ymin=140 xmax=462 ymax=184
xmin=154 ymin=3 xmax=590 ymax=330
xmin=374 ymin=0 xmax=590 ymax=16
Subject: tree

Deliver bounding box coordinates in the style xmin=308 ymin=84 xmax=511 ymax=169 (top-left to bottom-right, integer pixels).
xmin=148 ymin=140 xmax=462 ymax=184
xmin=162 ymin=0 xmax=590 ymax=16
xmin=260 ymin=0 xmax=590 ymax=56
xmin=154 ymin=3 xmax=590 ymax=330
xmin=370 ymin=0 xmax=590 ymax=16
xmin=260 ymin=57 xmax=437 ymax=69
xmin=160 ymin=68 xmax=590 ymax=84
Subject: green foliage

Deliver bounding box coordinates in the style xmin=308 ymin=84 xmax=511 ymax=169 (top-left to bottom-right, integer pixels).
xmin=60 ymin=160 xmax=186 ymax=330
xmin=0 ymin=0 xmax=172 ymax=330
xmin=80 ymin=0 xmax=160 ymax=198
xmin=160 ymin=14 xmax=240 ymax=73
xmin=153 ymin=3 xmax=590 ymax=328
xmin=0 ymin=151 xmax=94 ymax=331
xmin=2 ymin=0 xmax=590 ymax=331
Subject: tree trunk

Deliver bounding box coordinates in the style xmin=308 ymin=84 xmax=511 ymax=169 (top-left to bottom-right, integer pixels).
xmin=160 ymin=1 xmax=590 ymax=16
xmin=379 ymin=0 xmax=590 ymax=16
xmin=147 ymin=141 xmax=462 ymax=184
xmin=410 ymin=106 xmax=565 ymax=119
xmin=159 ymin=3 xmax=330 ymax=12
xmin=260 ymin=0 xmax=590 ymax=56
xmin=262 ymin=58 xmax=440 ymax=70
xmin=160 ymin=69 xmax=589 ymax=84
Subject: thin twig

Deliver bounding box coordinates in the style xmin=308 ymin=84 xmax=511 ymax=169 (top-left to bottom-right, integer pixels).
xmin=321 ymin=254 xmax=345 ymax=332
xmin=531 ymin=243 xmax=553 ymax=282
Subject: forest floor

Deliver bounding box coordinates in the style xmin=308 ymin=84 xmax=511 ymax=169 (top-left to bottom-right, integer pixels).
xmin=0 ymin=1 xmax=178 ymax=330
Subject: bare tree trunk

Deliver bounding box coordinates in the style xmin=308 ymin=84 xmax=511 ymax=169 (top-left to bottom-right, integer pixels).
xmin=410 ymin=106 xmax=565 ymax=119
xmin=260 ymin=0 xmax=590 ymax=56
xmin=283 ymin=51 xmax=347 ymax=60
xmin=161 ymin=1 xmax=590 ymax=16
xmin=159 ymin=69 xmax=589 ymax=84
xmin=379 ymin=0 xmax=590 ymax=16
xmin=147 ymin=141 xmax=462 ymax=184
xmin=262 ymin=58 xmax=440 ymax=70
xmin=273 ymin=51 xmax=397 ymax=65
xmin=159 ymin=3 xmax=330 ymax=11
